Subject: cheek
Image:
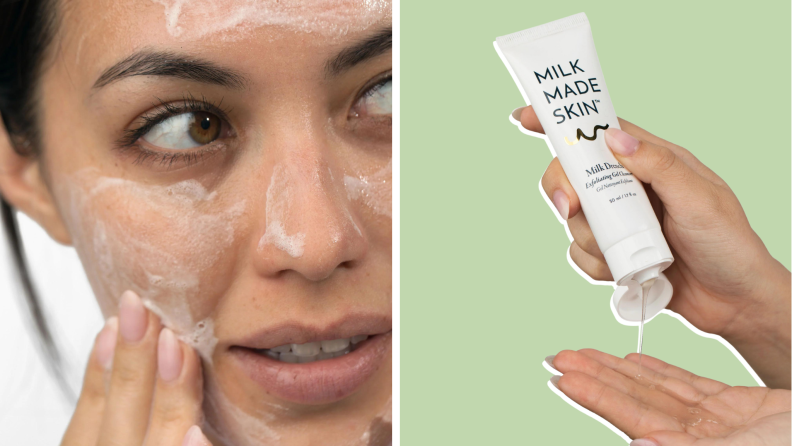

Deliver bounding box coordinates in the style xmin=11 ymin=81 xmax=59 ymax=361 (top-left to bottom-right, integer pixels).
xmin=344 ymin=158 xmax=392 ymax=221
xmin=60 ymin=174 xmax=247 ymax=357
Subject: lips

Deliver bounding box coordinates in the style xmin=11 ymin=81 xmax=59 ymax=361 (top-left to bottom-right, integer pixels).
xmin=227 ymin=315 xmax=391 ymax=404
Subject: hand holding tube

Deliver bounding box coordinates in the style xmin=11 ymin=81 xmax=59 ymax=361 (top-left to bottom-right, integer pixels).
xmin=517 ymin=105 xmax=791 ymax=389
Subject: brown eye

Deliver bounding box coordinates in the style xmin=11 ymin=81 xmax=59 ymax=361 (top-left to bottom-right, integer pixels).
xmin=189 ymin=111 xmax=221 ymax=145
xmin=142 ymin=111 xmax=224 ymax=150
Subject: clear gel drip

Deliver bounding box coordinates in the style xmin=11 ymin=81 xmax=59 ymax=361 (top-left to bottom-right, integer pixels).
xmin=637 ymin=278 xmax=656 ymax=376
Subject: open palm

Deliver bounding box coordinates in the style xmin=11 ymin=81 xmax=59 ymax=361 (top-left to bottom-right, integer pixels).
xmin=549 ymin=349 xmax=791 ymax=445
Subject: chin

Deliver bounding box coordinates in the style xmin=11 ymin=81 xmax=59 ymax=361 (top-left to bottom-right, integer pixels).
xmin=201 ymin=342 xmax=393 ymax=446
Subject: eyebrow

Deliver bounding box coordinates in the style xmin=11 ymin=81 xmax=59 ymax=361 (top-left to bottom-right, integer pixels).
xmin=93 ymin=51 xmax=247 ymax=89
xmin=325 ymin=27 xmax=392 ymax=77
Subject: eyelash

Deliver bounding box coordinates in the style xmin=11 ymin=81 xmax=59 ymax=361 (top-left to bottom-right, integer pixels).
xmin=114 ymin=94 xmax=232 ymax=168
xmin=115 ymin=73 xmax=391 ymax=170
xmin=358 ymin=73 xmax=391 ymax=105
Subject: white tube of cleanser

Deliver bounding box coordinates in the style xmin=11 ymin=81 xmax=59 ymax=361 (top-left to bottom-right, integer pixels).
xmin=495 ymin=13 xmax=674 ymax=320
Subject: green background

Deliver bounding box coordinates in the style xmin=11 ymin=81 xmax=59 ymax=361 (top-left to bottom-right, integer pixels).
xmin=402 ymin=1 xmax=790 ymax=444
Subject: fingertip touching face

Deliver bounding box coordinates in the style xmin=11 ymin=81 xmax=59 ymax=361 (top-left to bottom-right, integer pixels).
xmin=36 ymin=0 xmax=392 ymax=444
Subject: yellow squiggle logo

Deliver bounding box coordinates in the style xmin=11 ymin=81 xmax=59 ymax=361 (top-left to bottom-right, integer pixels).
xmin=564 ymin=124 xmax=610 ymax=145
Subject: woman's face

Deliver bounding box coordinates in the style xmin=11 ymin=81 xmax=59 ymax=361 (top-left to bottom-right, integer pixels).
xmin=36 ymin=0 xmax=391 ymax=444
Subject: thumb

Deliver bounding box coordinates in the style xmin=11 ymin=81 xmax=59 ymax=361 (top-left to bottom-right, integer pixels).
xmin=604 ymin=127 xmax=712 ymax=210
xmin=630 ymin=431 xmax=700 ymax=446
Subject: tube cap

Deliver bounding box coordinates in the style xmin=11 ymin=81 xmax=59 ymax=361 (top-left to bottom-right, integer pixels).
xmin=602 ymin=228 xmax=674 ymax=286
xmin=611 ymin=273 xmax=673 ymax=322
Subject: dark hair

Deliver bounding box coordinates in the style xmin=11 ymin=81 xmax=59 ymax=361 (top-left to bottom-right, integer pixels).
xmin=1 ymin=0 xmax=76 ymax=402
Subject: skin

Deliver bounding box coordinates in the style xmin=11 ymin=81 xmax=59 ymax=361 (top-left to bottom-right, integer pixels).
xmin=548 ymin=349 xmax=791 ymax=446
xmin=514 ymin=105 xmax=791 ymax=442
xmin=0 ymin=0 xmax=392 ymax=445
xmin=516 ymin=105 xmax=791 ymax=389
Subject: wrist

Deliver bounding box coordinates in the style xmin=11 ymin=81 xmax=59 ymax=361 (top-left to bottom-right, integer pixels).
xmin=722 ymin=258 xmax=791 ymax=349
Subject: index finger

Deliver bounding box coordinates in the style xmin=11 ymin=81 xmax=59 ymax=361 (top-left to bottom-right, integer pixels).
xmin=98 ymin=291 xmax=161 ymax=446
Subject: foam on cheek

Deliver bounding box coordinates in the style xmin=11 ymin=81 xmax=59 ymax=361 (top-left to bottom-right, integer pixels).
xmin=344 ymin=160 xmax=392 ymax=218
xmin=62 ymin=171 xmax=245 ymax=363
xmin=326 ymin=166 xmax=363 ymax=239
xmin=203 ymin=375 xmax=281 ymax=445
xmin=142 ymin=298 xmax=218 ymax=363
xmin=60 ymin=170 xmax=390 ymax=446
xmin=61 ymin=172 xmax=287 ymax=445
xmin=258 ymin=164 xmax=306 ymax=258
xmin=151 ymin=0 xmax=391 ymax=40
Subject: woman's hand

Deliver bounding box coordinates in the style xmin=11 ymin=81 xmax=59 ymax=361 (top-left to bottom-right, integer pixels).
xmin=547 ymin=349 xmax=791 ymax=445
xmin=61 ymin=290 xmax=212 ymax=446
xmin=516 ymin=106 xmax=791 ymax=388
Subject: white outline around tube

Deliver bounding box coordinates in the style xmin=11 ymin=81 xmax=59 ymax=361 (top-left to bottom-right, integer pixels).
xmin=494 ymin=40 xmax=765 ymax=444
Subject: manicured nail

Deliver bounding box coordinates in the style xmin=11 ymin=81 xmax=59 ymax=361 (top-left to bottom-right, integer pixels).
xmin=549 ymin=375 xmax=561 ymax=389
xmin=630 ymin=439 xmax=660 ymax=446
xmin=605 ymin=128 xmax=640 ymax=156
xmin=158 ymin=328 xmax=183 ymax=382
xmin=551 ymin=190 xmax=569 ymax=220
xmin=544 ymin=355 xmax=556 ymax=369
xmin=511 ymin=106 xmax=527 ymax=122
xmin=95 ymin=317 xmax=118 ymax=370
xmin=119 ymin=290 xmax=147 ymax=343
xmin=182 ymin=425 xmax=211 ymax=446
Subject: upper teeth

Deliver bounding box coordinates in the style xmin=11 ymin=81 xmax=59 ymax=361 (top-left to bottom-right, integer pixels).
xmin=292 ymin=342 xmax=321 ymax=356
xmin=260 ymin=335 xmax=369 ymax=363
xmin=321 ymin=338 xmax=350 ymax=353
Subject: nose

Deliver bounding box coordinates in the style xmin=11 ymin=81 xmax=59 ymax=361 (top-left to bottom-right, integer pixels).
xmin=253 ymin=157 xmax=368 ymax=282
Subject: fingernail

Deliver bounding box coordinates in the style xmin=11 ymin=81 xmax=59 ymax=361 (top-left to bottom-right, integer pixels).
xmin=95 ymin=317 xmax=118 ymax=370
xmin=630 ymin=439 xmax=660 ymax=446
xmin=119 ymin=290 xmax=147 ymax=343
xmin=544 ymin=355 xmax=556 ymax=369
xmin=511 ymin=106 xmax=527 ymax=122
xmin=551 ymin=190 xmax=569 ymax=220
xmin=182 ymin=425 xmax=211 ymax=446
xmin=158 ymin=328 xmax=183 ymax=382
xmin=549 ymin=375 xmax=561 ymax=389
xmin=605 ymin=128 xmax=640 ymax=156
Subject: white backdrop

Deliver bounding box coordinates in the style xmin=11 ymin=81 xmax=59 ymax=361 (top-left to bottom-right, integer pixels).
xmin=0 ymin=212 xmax=104 ymax=444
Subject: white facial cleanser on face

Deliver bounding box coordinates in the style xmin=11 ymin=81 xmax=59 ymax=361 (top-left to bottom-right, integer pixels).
xmin=494 ymin=13 xmax=674 ymax=320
